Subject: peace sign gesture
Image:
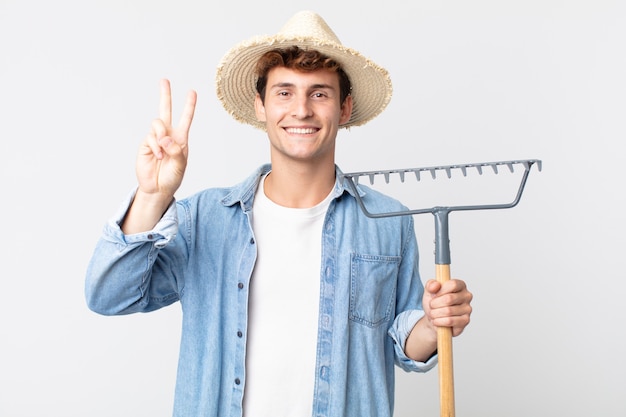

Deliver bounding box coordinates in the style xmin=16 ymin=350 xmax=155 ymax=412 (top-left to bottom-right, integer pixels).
xmin=137 ymin=79 xmax=197 ymax=196
xmin=122 ymin=79 xmax=197 ymax=234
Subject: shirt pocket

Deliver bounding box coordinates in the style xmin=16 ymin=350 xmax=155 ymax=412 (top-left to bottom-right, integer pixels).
xmin=349 ymin=253 xmax=400 ymax=328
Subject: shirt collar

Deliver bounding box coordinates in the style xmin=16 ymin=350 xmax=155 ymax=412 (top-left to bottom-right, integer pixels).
xmin=220 ymin=164 xmax=365 ymax=211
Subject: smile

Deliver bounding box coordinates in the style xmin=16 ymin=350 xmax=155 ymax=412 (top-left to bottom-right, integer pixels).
xmin=284 ymin=127 xmax=319 ymax=134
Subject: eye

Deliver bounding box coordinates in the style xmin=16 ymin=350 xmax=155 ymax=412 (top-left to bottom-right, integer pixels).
xmin=312 ymin=92 xmax=328 ymax=99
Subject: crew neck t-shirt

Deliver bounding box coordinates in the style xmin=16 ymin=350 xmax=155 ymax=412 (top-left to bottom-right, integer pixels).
xmin=243 ymin=174 xmax=333 ymax=416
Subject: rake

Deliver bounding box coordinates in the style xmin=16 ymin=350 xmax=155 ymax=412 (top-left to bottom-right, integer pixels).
xmin=340 ymin=159 xmax=542 ymax=417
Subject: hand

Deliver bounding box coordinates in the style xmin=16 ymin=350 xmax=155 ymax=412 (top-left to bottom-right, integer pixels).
xmin=422 ymin=279 xmax=473 ymax=337
xmin=136 ymin=79 xmax=197 ymax=199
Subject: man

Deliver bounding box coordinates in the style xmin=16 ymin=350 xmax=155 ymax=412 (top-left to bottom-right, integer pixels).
xmin=85 ymin=10 xmax=473 ymax=417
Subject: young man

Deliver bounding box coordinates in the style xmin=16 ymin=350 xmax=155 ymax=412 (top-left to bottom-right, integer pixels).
xmin=85 ymin=11 xmax=472 ymax=417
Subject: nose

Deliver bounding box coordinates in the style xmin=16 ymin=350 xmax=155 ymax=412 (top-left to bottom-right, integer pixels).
xmin=291 ymin=95 xmax=313 ymax=119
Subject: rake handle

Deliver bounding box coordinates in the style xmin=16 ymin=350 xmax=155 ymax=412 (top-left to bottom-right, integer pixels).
xmin=436 ymin=263 xmax=455 ymax=417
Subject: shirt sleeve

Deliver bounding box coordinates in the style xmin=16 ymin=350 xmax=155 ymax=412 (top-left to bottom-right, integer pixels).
xmin=103 ymin=188 xmax=178 ymax=248
xmin=388 ymin=309 xmax=438 ymax=372
xmin=85 ymin=189 xmax=182 ymax=316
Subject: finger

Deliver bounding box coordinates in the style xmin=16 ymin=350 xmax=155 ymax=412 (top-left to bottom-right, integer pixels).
xmin=431 ymin=313 xmax=471 ymax=332
xmin=437 ymin=279 xmax=467 ymax=296
xmin=151 ymin=118 xmax=168 ymax=140
xmin=429 ymin=290 xmax=472 ymax=311
xmin=159 ymin=78 xmax=172 ymax=127
xmin=143 ymin=131 xmax=165 ymax=160
xmin=157 ymin=135 xmax=175 ymax=154
xmin=157 ymin=135 xmax=190 ymax=166
xmin=147 ymin=118 xmax=169 ymax=159
xmin=429 ymin=304 xmax=472 ymax=325
xmin=177 ymin=89 xmax=197 ymax=139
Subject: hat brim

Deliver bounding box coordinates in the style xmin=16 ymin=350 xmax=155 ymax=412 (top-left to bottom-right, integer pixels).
xmin=216 ymin=35 xmax=393 ymax=130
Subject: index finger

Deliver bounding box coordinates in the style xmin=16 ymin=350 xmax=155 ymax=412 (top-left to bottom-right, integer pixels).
xmin=441 ymin=279 xmax=467 ymax=295
xmin=159 ymin=78 xmax=172 ymax=127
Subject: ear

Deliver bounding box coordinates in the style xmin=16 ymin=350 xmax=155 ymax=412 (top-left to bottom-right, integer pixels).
xmin=254 ymin=93 xmax=266 ymax=122
xmin=339 ymin=95 xmax=353 ymax=125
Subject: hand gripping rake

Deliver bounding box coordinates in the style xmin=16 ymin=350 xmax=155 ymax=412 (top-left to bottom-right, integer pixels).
xmin=340 ymin=159 xmax=541 ymax=417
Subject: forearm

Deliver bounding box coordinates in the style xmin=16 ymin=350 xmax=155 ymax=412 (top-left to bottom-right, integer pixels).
xmin=122 ymin=189 xmax=174 ymax=234
xmin=404 ymin=316 xmax=438 ymax=362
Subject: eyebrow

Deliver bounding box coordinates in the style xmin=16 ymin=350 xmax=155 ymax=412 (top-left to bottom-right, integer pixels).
xmin=270 ymin=82 xmax=336 ymax=91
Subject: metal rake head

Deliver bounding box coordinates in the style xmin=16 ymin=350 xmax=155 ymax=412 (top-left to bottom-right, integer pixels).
xmin=340 ymin=159 xmax=542 ymax=265
xmin=340 ymin=159 xmax=542 ymax=218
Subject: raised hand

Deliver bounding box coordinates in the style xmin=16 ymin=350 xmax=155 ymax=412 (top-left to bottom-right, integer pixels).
xmin=122 ymin=79 xmax=197 ymax=234
xmin=136 ymin=78 xmax=197 ymax=197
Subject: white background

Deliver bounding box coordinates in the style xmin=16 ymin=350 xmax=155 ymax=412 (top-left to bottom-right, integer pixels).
xmin=1 ymin=0 xmax=624 ymax=416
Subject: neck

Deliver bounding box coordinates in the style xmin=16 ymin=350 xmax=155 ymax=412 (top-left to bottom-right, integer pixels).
xmin=263 ymin=160 xmax=336 ymax=208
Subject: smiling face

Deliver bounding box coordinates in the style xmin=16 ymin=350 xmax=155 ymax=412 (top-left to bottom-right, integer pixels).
xmin=254 ymin=66 xmax=353 ymax=168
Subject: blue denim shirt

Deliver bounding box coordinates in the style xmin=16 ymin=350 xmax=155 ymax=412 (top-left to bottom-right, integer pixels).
xmin=85 ymin=164 xmax=437 ymax=417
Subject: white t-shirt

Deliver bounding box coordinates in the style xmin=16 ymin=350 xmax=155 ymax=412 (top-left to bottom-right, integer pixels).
xmin=243 ymin=175 xmax=333 ymax=417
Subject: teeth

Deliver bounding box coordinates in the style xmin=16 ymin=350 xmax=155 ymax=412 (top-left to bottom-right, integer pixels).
xmin=286 ymin=127 xmax=317 ymax=134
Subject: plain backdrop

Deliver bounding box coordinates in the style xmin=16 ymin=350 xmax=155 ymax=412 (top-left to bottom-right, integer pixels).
xmin=1 ymin=0 xmax=624 ymax=416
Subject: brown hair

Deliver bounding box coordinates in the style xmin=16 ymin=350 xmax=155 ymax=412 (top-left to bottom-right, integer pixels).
xmin=255 ymin=46 xmax=352 ymax=105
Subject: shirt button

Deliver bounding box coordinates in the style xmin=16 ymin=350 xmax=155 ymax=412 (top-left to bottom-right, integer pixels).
xmin=238 ymin=282 xmax=244 ymax=289
xmin=147 ymin=234 xmax=154 ymax=240
xmin=237 ymin=331 xmax=243 ymax=338
xmin=235 ymin=378 xmax=241 ymax=385
xmin=249 ymin=237 xmax=255 ymax=244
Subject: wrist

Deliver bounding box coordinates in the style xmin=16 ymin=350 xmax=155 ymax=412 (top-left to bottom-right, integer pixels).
xmin=121 ymin=189 xmax=174 ymax=234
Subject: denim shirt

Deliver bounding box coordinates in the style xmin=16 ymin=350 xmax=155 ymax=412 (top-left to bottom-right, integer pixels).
xmin=85 ymin=164 xmax=437 ymax=417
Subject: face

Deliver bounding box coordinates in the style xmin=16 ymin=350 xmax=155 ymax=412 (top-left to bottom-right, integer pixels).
xmin=254 ymin=66 xmax=353 ymax=166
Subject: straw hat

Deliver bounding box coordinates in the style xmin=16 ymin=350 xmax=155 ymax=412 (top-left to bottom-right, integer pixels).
xmin=215 ymin=10 xmax=393 ymax=130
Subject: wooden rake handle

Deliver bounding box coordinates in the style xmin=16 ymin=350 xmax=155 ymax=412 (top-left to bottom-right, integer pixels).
xmin=436 ymin=263 xmax=455 ymax=417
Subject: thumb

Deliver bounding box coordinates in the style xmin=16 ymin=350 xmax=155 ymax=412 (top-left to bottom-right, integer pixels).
xmin=425 ymin=279 xmax=441 ymax=295
xmin=158 ymin=135 xmax=188 ymax=159
xmin=158 ymin=136 xmax=173 ymax=150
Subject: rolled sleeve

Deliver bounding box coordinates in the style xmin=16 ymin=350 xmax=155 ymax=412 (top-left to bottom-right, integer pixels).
xmin=389 ymin=309 xmax=438 ymax=373
xmin=85 ymin=189 xmax=182 ymax=315
xmin=103 ymin=188 xmax=178 ymax=248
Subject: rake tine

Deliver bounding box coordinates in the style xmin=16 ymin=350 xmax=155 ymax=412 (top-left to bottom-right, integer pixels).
xmin=342 ymin=160 xmax=541 ymax=196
